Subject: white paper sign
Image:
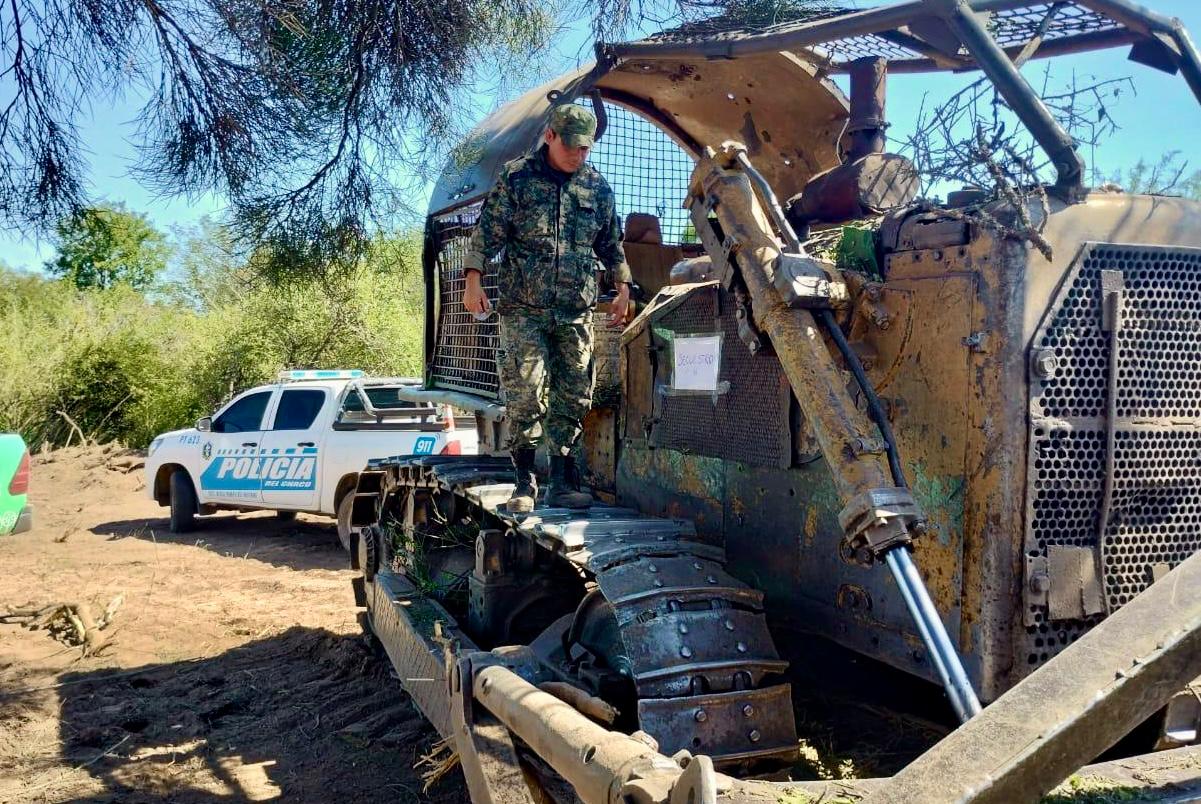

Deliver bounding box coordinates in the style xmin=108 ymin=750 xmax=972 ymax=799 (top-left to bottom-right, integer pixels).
xmin=673 ymin=335 xmax=722 ymax=391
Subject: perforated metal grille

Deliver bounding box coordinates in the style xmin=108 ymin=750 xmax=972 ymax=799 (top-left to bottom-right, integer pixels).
xmin=1024 ymin=243 xmax=1201 ymax=667
xmin=650 ymin=286 xmax=791 ymax=468
xmin=1037 ymin=247 xmax=1201 ymax=420
xmin=429 ymin=203 xmax=502 ymax=398
xmin=589 ymin=103 xmax=695 ymax=246
xmin=1103 ymin=430 xmax=1201 ymax=607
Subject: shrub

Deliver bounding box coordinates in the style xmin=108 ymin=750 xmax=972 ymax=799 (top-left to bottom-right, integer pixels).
xmin=0 ymin=233 xmax=425 ymax=449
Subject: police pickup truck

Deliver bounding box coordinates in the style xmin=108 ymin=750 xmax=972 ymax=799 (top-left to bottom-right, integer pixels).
xmin=145 ymin=370 xmax=476 ymax=547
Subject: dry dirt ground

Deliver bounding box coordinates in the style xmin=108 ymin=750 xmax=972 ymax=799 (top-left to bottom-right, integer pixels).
xmin=0 ymin=444 xmax=467 ymax=803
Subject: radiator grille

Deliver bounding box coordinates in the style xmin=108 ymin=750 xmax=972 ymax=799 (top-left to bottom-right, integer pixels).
xmin=650 ymin=286 xmax=791 ymax=468
xmin=1024 ymin=243 xmax=1201 ymax=667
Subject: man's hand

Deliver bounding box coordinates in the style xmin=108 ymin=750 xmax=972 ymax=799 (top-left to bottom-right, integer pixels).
xmin=463 ymin=270 xmax=492 ymax=315
xmin=608 ymin=282 xmax=631 ymax=328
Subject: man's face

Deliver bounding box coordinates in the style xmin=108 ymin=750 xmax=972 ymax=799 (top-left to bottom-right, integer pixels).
xmin=545 ymin=129 xmax=590 ymax=173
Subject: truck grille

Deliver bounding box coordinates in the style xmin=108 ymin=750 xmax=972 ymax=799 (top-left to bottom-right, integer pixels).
xmin=1024 ymin=243 xmax=1201 ymax=667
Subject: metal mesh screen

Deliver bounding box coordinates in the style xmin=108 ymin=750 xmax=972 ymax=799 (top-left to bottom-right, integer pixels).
xmin=821 ymin=33 xmax=920 ymax=63
xmin=643 ymin=3 xmax=1120 ymax=68
xmin=1024 ymin=243 xmax=1201 ymax=667
xmin=649 ymin=286 xmax=791 ymax=468
xmin=428 ymin=202 xmax=502 ymax=398
xmin=991 ymin=3 xmax=1119 ymax=49
xmin=588 ymin=102 xmax=696 ymax=246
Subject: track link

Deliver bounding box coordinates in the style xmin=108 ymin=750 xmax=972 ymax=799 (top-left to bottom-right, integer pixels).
xmin=358 ymin=455 xmax=797 ymax=765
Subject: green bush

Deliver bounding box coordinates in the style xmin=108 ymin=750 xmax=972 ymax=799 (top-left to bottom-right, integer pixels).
xmin=0 ymin=232 xmax=425 ymax=449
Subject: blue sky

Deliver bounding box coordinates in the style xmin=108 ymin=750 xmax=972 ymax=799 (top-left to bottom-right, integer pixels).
xmin=3 ymin=0 xmax=1200 ymax=272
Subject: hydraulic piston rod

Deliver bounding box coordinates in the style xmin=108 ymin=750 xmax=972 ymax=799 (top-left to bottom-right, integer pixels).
xmin=886 ymin=549 xmax=982 ymax=721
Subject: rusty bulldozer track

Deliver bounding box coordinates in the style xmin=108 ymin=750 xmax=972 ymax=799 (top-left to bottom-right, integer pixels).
xmin=351 ymin=454 xmax=798 ymax=767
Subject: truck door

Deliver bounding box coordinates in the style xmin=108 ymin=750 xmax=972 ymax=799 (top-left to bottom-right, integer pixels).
xmin=257 ymin=387 xmax=327 ymax=511
xmin=196 ymin=389 xmax=275 ymax=505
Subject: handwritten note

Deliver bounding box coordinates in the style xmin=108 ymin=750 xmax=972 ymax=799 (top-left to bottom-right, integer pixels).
xmin=673 ymin=335 xmax=722 ymax=391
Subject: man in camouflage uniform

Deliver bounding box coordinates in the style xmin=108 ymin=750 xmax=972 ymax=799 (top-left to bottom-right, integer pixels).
xmin=462 ymin=104 xmax=631 ymax=512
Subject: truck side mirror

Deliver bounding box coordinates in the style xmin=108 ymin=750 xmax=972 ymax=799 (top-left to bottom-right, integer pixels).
xmin=196 ymin=416 xmax=213 ymax=432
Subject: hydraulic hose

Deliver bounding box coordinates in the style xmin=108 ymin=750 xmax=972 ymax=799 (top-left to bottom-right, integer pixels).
xmin=815 ymin=307 xmax=982 ymax=721
xmin=816 ymin=307 xmax=907 ymax=488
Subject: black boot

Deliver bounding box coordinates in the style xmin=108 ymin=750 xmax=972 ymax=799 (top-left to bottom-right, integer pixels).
xmin=506 ymin=448 xmax=537 ymax=513
xmin=546 ymin=455 xmax=592 ymax=509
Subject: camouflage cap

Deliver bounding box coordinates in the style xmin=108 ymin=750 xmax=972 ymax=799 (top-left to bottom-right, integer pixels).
xmin=549 ymin=104 xmax=597 ymax=148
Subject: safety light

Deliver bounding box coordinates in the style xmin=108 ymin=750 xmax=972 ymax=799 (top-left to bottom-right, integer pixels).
xmin=279 ymin=369 xmax=365 ymax=382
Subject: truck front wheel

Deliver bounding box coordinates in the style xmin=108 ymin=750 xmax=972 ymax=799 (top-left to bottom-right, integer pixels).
xmin=169 ymin=470 xmax=198 ymax=534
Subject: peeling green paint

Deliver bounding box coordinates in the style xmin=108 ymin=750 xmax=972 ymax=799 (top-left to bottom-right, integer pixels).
xmin=908 ymin=461 xmax=966 ymax=548
xmin=624 ymin=445 xmax=724 ymax=499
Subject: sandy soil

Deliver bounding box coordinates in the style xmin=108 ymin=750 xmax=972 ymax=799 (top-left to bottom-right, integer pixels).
xmin=0 ymin=444 xmax=466 ymax=803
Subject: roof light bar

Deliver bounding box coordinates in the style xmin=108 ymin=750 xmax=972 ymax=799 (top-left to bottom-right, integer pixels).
xmin=279 ymin=369 xmax=365 ymax=382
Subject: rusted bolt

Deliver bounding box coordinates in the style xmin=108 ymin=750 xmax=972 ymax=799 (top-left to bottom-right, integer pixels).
xmin=912 ymin=520 xmax=929 ymax=537
xmin=724 ymin=620 xmax=735 ymax=631
xmin=742 ymin=704 xmax=755 ymax=717
xmin=681 ymin=646 xmax=693 ymax=658
xmin=737 ymin=642 xmax=748 ymax=653
xmin=876 ymin=316 xmax=891 ymax=331
xmin=865 ymin=286 xmax=882 ymax=301
xmin=748 ymin=729 xmax=761 ymax=743
xmin=1033 ymin=349 xmax=1058 ymax=379
xmin=1029 ymin=573 xmax=1051 ymax=594
xmin=694 ymin=709 xmax=708 ymax=723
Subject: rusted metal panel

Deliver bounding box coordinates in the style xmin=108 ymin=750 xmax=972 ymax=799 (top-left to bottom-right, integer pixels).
xmin=1046 ymin=545 xmax=1105 ymax=620
xmin=617 ymin=444 xmax=727 ymax=537
xmin=580 ymin=407 xmax=617 ymax=495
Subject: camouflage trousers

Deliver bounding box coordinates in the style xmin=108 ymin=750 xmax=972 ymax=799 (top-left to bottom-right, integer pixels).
xmin=498 ymin=308 xmax=594 ymax=456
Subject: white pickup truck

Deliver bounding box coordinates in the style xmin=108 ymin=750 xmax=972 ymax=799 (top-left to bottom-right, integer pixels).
xmin=145 ymin=370 xmax=477 ymax=546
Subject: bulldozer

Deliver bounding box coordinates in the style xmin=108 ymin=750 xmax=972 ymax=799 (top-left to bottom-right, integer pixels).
xmin=347 ymin=1 xmax=1201 ymax=800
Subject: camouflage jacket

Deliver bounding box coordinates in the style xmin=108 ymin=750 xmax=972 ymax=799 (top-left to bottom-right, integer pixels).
xmin=464 ymin=146 xmax=632 ymax=313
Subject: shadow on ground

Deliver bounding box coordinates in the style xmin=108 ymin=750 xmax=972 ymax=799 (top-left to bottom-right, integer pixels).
xmin=48 ymin=626 xmax=464 ymax=802
xmin=89 ymin=512 xmax=349 ymax=573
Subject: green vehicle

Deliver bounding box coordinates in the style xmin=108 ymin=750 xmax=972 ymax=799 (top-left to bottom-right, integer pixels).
xmin=0 ymin=433 xmax=32 ymax=535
